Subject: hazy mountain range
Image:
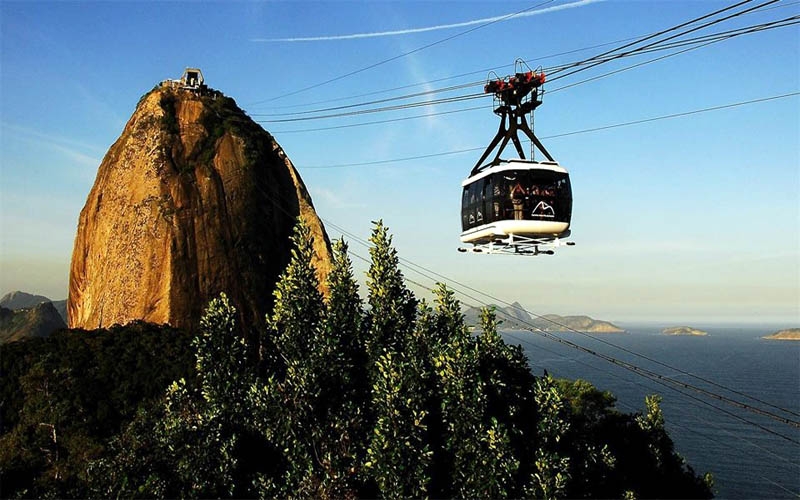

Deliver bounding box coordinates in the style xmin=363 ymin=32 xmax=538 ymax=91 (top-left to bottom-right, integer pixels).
xmin=462 ymin=301 xmax=625 ymax=332
xmin=0 ymin=291 xmax=67 ymax=343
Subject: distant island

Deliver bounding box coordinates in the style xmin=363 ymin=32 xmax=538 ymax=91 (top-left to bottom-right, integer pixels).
xmin=662 ymin=326 xmax=708 ymax=336
xmin=462 ymin=302 xmax=625 ymax=333
xmin=763 ymin=328 xmax=800 ymax=341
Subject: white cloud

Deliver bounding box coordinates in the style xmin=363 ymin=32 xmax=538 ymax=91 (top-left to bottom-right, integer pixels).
xmin=253 ymin=0 xmax=604 ymax=42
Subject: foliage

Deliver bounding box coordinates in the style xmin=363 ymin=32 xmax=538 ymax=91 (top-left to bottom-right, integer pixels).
xmin=158 ymin=93 xmax=180 ymax=136
xmin=0 ymin=220 xmax=714 ymax=499
xmin=0 ymin=322 xmax=195 ymax=497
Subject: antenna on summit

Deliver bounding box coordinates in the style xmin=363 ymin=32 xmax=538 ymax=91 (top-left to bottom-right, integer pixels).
xmin=161 ymin=67 xmax=208 ymax=93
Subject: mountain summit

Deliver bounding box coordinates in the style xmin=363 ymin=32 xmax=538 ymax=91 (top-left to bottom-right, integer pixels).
xmin=68 ymin=73 xmax=332 ymax=331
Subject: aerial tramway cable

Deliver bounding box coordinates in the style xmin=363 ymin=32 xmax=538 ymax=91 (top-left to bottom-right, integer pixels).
xmin=320 ymin=218 xmax=800 ymax=432
xmin=336 ymin=230 xmax=800 ymax=467
xmin=253 ymin=0 xmax=787 ymax=121
xmin=252 ymin=0 xmax=556 ymax=105
xmin=547 ymin=0 xmax=781 ymax=83
xmin=258 ymin=16 xmax=798 ymax=129
xmin=253 ymin=0 xmax=799 ymax=115
xmin=238 ymin=0 xmax=800 ymax=445
xmin=546 ymin=0 xmax=758 ymax=78
xmin=291 ymin=92 xmax=799 ymax=166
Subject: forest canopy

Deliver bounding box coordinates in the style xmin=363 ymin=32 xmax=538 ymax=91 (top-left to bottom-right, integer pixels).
xmin=0 ymin=220 xmax=713 ymax=499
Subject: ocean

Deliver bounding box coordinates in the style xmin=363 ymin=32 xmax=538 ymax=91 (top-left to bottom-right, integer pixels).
xmin=501 ymin=325 xmax=800 ymax=499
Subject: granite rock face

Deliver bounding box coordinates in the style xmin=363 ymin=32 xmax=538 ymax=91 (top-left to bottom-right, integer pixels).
xmin=68 ymin=85 xmax=332 ymax=331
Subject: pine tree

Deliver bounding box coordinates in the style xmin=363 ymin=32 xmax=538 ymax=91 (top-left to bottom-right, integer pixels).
xmin=363 ymin=221 xmax=430 ymax=498
xmin=253 ymin=218 xmax=328 ymax=496
xmin=90 ymin=294 xmax=251 ymax=498
xmin=364 ymin=220 xmax=417 ymax=359
xmin=527 ymin=374 xmax=571 ymax=499
xmin=318 ymin=238 xmax=369 ymax=495
xmin=427 ymin=285 xmax=518 ymax=497
xmin=69 ymin=221 xmax=712 ymax=500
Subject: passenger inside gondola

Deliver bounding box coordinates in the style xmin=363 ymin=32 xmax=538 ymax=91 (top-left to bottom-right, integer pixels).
xmin=510 ymin=181 xmax=525 ymax=220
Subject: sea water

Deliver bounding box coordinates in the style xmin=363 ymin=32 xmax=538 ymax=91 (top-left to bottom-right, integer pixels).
xmin=502 ymin=326 xmax=800 ymax=499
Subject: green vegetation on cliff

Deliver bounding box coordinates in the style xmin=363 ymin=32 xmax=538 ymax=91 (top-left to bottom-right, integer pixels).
xmin=0 ymin=221 xmax=712 ymax=499
xmin=0 ymin=322 xmax=195 ymax=495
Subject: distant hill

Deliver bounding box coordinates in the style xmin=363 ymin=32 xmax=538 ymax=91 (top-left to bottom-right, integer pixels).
xmin=0 ymin=302 xmax=66 ymax=344
xmin=0 ymin=291 xmax=51 ymax=309
xmin=463 ymin=302 xmax=624 ymax=333
xmin=0 ymin=291 xmax=67 ymax=323
xmin=51 ymin=300 xmax=67 ymax=322
xmin=763 ymin=328 xmax=800 ymax=341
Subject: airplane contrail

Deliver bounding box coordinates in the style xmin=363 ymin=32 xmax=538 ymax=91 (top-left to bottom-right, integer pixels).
xmin=252 ymin=0 xmax=604 ymax=43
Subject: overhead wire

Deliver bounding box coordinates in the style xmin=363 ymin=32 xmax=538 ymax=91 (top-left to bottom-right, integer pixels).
xmin=547 ymin=0 xmax=782 ymax=82
xmin=259 ymin=16 xmax=798 ymax=129
xmin=251 ymin=81 xmax=481 ymax=118
xmin=340 ymin=231 xmax=800 ymax=468
xmin=249 ymin=34 xmax=647 ymax=112
xmin=252 ymin=0 xmax=792 ymax=122
xmin=257 ymin=92 xmax=485 ymax=123
xmin=235 ymin=137 xmax=800 ymax=460
xmin=291 ymin=92 xmax=799 ymax=167
xmin=320 ymin=218 xmax=800 ymax=432
xmin=252 ymin=0 xmax=557 ymax=105
xmin=500 ymin=329 xmax=800 ymax=470
xmin=547 ymin=16 xmax=800 ymax=94
xmin=251 ymin=0 xmax=799 ymax=113
xmin=547 ymin=0 xmax=758 ymax=77
xmin=327 ymin=232 xmax=800 ymax=445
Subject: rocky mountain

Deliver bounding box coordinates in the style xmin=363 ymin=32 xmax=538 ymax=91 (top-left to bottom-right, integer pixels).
xmin=0 ymin=291 xmax=51 ymax=309
xmin=536 ymin=315 xmax=625 ymax=333
xmin=51 ymin=300 xmax=67 ymax=322
xmin=0 ymin=302 xmax=66 ymax=343
xmin=463 ymin=302 xmax=624 ymax=332
xmin=0 ymin=291 xmax=67 ymax=323
xmin=68 ymin=81 xmax=333 ymax=332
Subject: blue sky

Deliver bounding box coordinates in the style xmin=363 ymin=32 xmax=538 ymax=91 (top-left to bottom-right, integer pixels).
xmin=1 ymin=0 xmax=798 ymax=324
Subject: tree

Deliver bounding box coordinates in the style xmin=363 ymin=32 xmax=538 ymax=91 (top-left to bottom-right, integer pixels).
xmin=251 ymin=218 xmax=329 ymax=496
xmin=319 ymin=238 xmax=370 ymax=495
xmin=363 ymin=221 xmax=430 ymax=498
xmin=364 ymin=220 xmax=417 ymax=360
xmin=91 ymin=295 xmax=263 ymax=498
xmin=527 ymin=374 xmax=571 ymax=500
xmin=427 ymin=285 xmax=517 ymax=498
xmin=3 ymin=219 xmax=715 ymax=499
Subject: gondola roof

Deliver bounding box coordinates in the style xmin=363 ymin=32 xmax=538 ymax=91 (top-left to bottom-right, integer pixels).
xmin=462 ymin=159 xmax=567 ymax=186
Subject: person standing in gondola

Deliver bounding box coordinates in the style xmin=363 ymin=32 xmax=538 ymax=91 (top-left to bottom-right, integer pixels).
xmin=511 ymin=181 xmax=526 ymax=220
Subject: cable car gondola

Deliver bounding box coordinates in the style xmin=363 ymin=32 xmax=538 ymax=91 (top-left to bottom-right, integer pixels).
xmin=459 ymin=61 xmax=574 ymax=256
